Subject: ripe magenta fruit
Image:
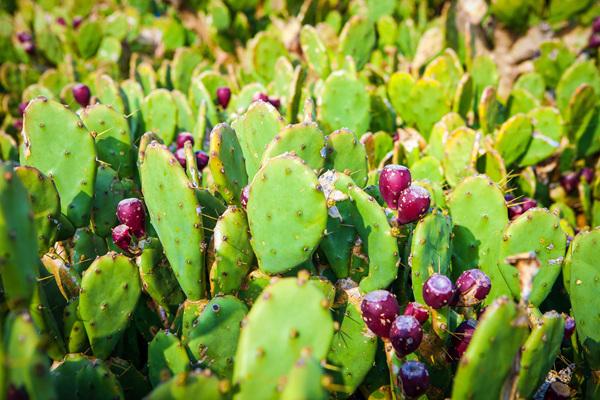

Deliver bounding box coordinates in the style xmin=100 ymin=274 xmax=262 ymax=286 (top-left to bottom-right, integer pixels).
xmin=396 ymin=185 xmax=431 ymax=224
xmin=72 ymin=83 xmax=91 ymax=107
xmin=216 ymin=86 xmax=231 ymax=108
xmin=455 ymin=269 xmax=491 ymax=306
xmin=195 ymin=150 xmax=209 ymax=170
xmin=175 ymin=132 xmax=194 ymax=149
xmin=403 ymin=302 xmax=429 ymax=325
xmin=112 ymin=224 xmax=132 ymax=251
xmin=378 ymin=165 xmax=411 ymax=209
xmin=564 ymin=315 xmax=576 ymax=340
xmin=389 ymin=315 xmax=423 ymax=356
xmin=360 ymin=290 xmax=400 ymax=338
xmin=423 ymin=273 xmax=456 ymax=309
xmin=116 ymin=198 xmax=146 ymax=237
xmin=399 ymin=361 xmax=430 ymax=398
xmin=560 ymin=172 xmax=579 ymax=193
xmin=174 ymin=148 xmax=186 ymax=168
xmin=450 ymin=319 xmax=477 ymax=360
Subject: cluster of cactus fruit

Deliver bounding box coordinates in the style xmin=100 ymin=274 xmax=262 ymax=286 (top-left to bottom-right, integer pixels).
xmin=3 ymin=0 xmax=600 ymax=398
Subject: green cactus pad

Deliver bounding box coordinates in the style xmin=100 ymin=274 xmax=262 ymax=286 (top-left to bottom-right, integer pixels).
xmin=14 ymin=165 xmax=60 ymax=255
xmin=172 ymin=90 xmax=195 ymax=133
xmin=410 ymin=209 xmax=453 ymax=304
xmin=171 ymin=48 xmax=203 ymax=94
xmin=208 ymin=123 xmax=248 ymax=204
xmin=0 ymin=166 xmax=40 ymax=310
xmin=387 ymin=71 xmax=415 ymax=126
xmin=471 ymin=54 xmax=499 ymax=105
xmin=338 ymin=16 xmax=375 ymax=70
xmin=320 ymin=199 xmax=356 ymax=278
xmin=519 ymin=107 xmax=562 ymax=166
xmin=146 ymin=370 xmax=225 ymax=400
xmin=423 ymin=50 xmax=464 ymax=99
xmin=442 ymin=126 xmax=478 ymax=187
xmin=325 ymin=128 xmax=368 ymax=187
xmin=428 ymin=112 xmax=465 ymax=161
xmin=261 ymin=121 xmax=325 ymax=171
xmin=247 ymin=155 xmax=326 ymax=274
xmin=478 ymin=86 xmax=505 ymax=135
xmin=533 ymin=41 xmax=575 ymax=89
xmin=556 ymin=60 xmax=600 ymax=115
xmin=411 ymin=155 xmax=444 ymax=184
xmin=453 ymin=73 xmax=474 ymax=118
xmin=148 ymin=330 xmax=190 ymax=387
xmin=140 ymin=141 xmax=206 ymax=300
xmin=447 ymin=175 xmax=511 ymax=298
xmin=514 ymin=72 xmax=545 ymax=100
xmin=409 ymin=79 xmax=450 ymax=139
xmin=281 ymin=355 xmax=328 ymax=400
xmin=494 ymin=113 xmax=533 ymax=166
xmin=233 ymin=277 xmax=334 ymax=400
xmin=232 ymin=100 xmax=284 ymax=180
xmin=142 ymin=89 xmax=178 ymax=145
xmin=451 ymin=298 xmax=528 ymax=399
xmin=95 ymin=74 xmax=125 ymax=114
xmin=21 ymin=97 xmax=97 ymax=227
xmin=498 ymin=208 xmax=566 ymax=306
xmin=506 ymin=87 xmax=540 ymax=116
xmin=327 ymin=284 xmax=377 ymax=394
xmin=52 ymin=354 xmax=124 ymax=399
xmin=319 ymin=70 xmax=370 ymax=136
xmin=248 ymin=31 xmax=287 ymax=84
xmin=189 ymin=77 xmax=218 ymax=126
xmin=79 ymin=252 xmax=142 ymax=359
xmin=333 ymin=172 xmax=399 ymax=293
xmin=300 ymin=25 xmax=330 ymax=78
xmin=209 ymin=206 xmax=253 ymax=295
xmin=72 ymin=228 xmax=107 ymax=274
xmin=63 ymin=299 xmax=88 ymax=353
xmin=186 ymin=295 xmax=247 ymax=379
xmin=516 ymin=312 xmax=565 ymax=399
xmin=568 ymin=229 xmax=600 ymax=369
xmin=137 ymin=238 xmax=185 ymax=309
xmin=120 ymin=79 xmax=145 ymax=140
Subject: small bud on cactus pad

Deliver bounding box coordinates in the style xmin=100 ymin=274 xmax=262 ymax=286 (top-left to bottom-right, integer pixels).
xmin=72 ymin=83 xmax=91 ymax=107
xmin=396 ymin=185 xmax=431 ymax=224
xmin=379 ymin=165 xmax=411 ymax=209
xmin=216 ymin=87 xmax=231 ymax=108
xmin=450 ymin=319 xmax=477 ymax=360
xmin=564 ymin=315 xmax=576 ymax=340
xmin=580 ymin=167 xmax=594 ymax=184
xmin=389 ymin=315 xmax=423 ymax=357
xmin=544 ymin=381 xmax=571 ymax=400
xmin=455 ymin=269 xmax=491 ymax=306
xmin=116 ymin=198 xmax=146 ymax=237
xmin=72 ymin=16 xmax=83 ymax=29
xmin=195 ymin=150 xmax=209 ymax=170
xmin=253 ymin=92 xmax=270 ymax=103
xmin=423 ymin=273 xmax=456 ymax=309
xmin=174 ymin=148 xmax=186 ymax=168
xmin=521 ymin=198 xmax=537 ymax=213
xmin=560 ymin=172 xmax=579 ymax=193
xmin=268 ymin=97 xmax=281 ymax=109
xmin=112 ymin=224 xmax=132 ymax=251
xmin=360 ymin=290 xmax=400 ymax=338
xmin=17 ymin=32 xmax=32 ymax=43
xmin=241 ymin=185 xmax=250 ymax=209
xmin=175 ymin=132 xmax=194 ymax=149
xmin=399 ymin=360 xmax=430 ymax=398
xmin=403 ymin=302 xmax=429 ymax=325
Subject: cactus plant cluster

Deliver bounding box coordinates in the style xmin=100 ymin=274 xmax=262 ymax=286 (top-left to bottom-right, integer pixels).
xmin=2 ymin=0 xmax=600 ymax=398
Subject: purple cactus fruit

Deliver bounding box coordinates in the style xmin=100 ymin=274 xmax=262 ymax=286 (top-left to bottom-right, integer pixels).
xmin=195 ymin=150 xmax=209 ymax=170
xmin=594 ymin=17 xmax=600 ymax=33
xmin=18 ymin=101 xmax=28 ymax=115
xmin=389 ymin=315 xmax=423 ymax=357
xmin=564 ymin=315 xmax=576 ymax=340
xmin=268 ymin=97 xmax=281 ymax=109
xmin=560 ymin=172 xmax=579 ymax=193
xmin=450 ymin=319 xmax=477 ymax=360
xmin=241 ymin=185 xmax=250 ymax=209
xmin=580 ymin=167 xmax=594 ymax=184
xmin=403 ymin=302 xmax=429 ymax=325
xmin=175 ymin=132 xmax=194 ymax=149
xmin=456 ymin=269 xmax=491 ymax=306
xmin=73 ymin=16 xmax=83 ymax=29
xmin=252 ymin=92 xmax=269 ymax=103
xmin=360 ymin=290 xmax=400 ymax=338
xmin=397 ymin=185 xmax=431 ymax=224
xmin=398 ymin=361 xmax=430 ymax=398
xmin=72 ymin=83 xmax=91 ymax=107
xmin=116 ymin=198 xmax=146 ymax=238
xmin=13 ymin=119 xmax=23 ymax=132
xmin=521 ymin=198 xmax=537 ymax=213
xmin=422 ymin=273 xmax=456 ymax=309
xmin=508 ymin=204 xmax=523 ymax=220
xmin=504 ymin=193 xmax=515 ymax=203
xmin=589 ymin=33 xmax=600 ymax=49
xmin=544 ymin=382 xmax=571 ymax=400
xmin=22 ymin=41 xmax=35 ymax=55
xmin=112 ymin=224 xmax=132 ymax=251
xmin=56 ymin=17 xmax=66 ymax=26
xmin=216 ymin=87 xmax=231 ymax=108
xmin=378 ymin=165 xmax=411 ymax=209
xmin=174 ymin=148 xmax=186 ymax=168
xmin=17 ymin=32 xmax=32 ymax=43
